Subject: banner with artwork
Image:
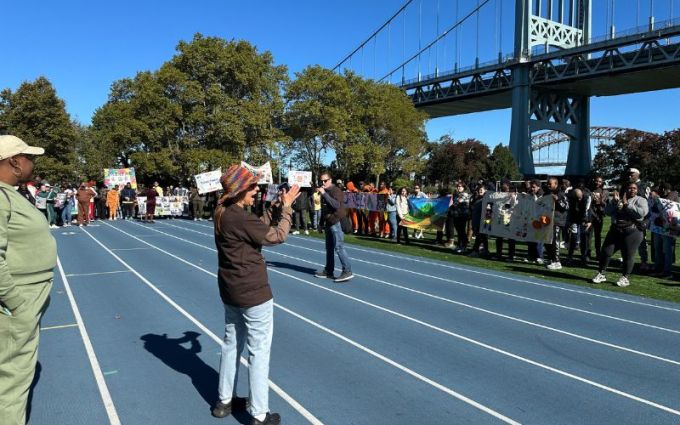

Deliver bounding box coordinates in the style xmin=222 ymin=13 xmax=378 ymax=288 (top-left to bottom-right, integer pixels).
xmin=241 ymin=161 xmax=273 ymax=184
xmin=650 ymin=197 xmax=680 ymax=238
xmin=137 ymin=196 xmax=188 ymax=216
xmin=479 ymin=192 xmax=555 ymax=243
xmin=287 ymin=170 xmax=313 ymax=187
xmin=399 ymin=196 xmax=450 ymax=231
xmin=194 ymin=169 xmax=222 ymax=194
xmin=104 ymin=168 xmax=137 ymax=189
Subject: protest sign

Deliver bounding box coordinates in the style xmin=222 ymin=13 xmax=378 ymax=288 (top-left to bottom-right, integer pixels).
xmin=104 ymin=168 xmax=137 ymax=189
xmin=650 ymin=197 xmax=680 ymax=238
xmin=399 ymin=196 xmax=450 ymax=231
xmin=241 ymin=161 xmax=273 ymax=184
xmin=194 ymin=169 xmax=222 ymax=194
xmin=287 ymin=170 xmax=313 ymax=187
xmin=480 ymin=192 xmax=555 ymax=243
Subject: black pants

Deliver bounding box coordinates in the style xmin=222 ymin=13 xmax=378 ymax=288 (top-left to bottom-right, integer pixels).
xmin=471 ymin=232 xmax=488 ymax=253
xmin=591 ymin=220 xmax=604 ymax=260
xmin=599 ymin=226 xmax=644 ymax=277
xmin=545 ymin=226 xmax=561 ymax=262
xmin=527 ymin=242 xmax=539 ymax=261
xmin=357 ymin=210 xmax=368 ymax=235
xmin=567 ymin=224 xmax=590 ymax=262
xmin=496 ymin=238 xmax=516 ymax=258
xmin=445 ymin=212 xmax=455 ymax=242
xmin=397 ymin=224 xmax=410 ymax=244
xmin=122 ymin=203 xmax=135 ymax=219
xmin=453 ymin=218 xmax=468 ymax=248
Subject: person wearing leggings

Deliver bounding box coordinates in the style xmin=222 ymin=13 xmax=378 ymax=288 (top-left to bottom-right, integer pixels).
xmin=592 ymin=183 xmax=649 ymax=288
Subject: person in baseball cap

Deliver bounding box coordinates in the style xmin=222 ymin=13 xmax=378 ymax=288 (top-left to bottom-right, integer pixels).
xmin=0 ymin=135 xmax=54 ymax=425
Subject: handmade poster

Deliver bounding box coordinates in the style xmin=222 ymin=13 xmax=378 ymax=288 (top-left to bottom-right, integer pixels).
xmin=376 ymin=194 xmax=387 ymax=212
xmin=155 ymin=196 xmax=188 ymax=216
xmin=479 ymin=192 xmax=555 ymax=243
xmin=194 ymin=169 xmax=222 ymax=194
xmin=344 ymin=192 xmax=357 ymax=209
xmin=35 ymin=196 xmax=47 ymax=209
xmin=365 ymin=194 xmax=378 ymax=212
xmin=241 ymin=161 xmax=273 ymax=184
xmin=355 ymin=192 xmax=367 ymax=209
xmin=104 ymin=168 xmax=137 ymax=189
xmin=265 ymin=184 xmax=279 ymax=202
xmin=650 ymin=197 xmax=680 ymax=238
xmin=399 ymin=196 xmax=450 ymax=231
xmin=137 ymin=196 xmax=147 ymax=215
xmin=287 ymin=170 xmax=313 ymax=187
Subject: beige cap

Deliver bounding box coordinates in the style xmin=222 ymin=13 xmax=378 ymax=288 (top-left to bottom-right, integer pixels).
xmin=0 ymin=135 xmax=45 ymax=160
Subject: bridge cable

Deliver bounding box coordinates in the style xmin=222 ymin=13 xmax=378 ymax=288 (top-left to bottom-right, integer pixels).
xmin=418 ymin=0 xmax=422 ymax=80
xmin=436 ymin=0 xmax=440 ymax=75
xmin=380 ymin=0 xmax=493 ymax=82
xmin=333 ymin=0 xmax=415 ymax=71
xmin=476 ymin=0 xmax=481 ymax=67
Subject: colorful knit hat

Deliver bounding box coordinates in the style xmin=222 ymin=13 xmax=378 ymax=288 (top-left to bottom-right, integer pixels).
xmin=220 ymin=164 xmax=258 ymax=200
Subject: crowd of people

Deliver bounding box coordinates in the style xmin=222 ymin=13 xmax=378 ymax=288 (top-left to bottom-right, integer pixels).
xmin=1 ymin=132 xmax=678 ymax=425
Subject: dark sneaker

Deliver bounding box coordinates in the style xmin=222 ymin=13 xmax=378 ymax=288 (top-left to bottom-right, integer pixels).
xmin=314 ymin=269 xmax=333 ymax=279
xmin=211 ymin=396 xmax=248 ymax=418
xmin=252 ymin=412 xmax=281 ymax=425
xmin=334 ymin=271 xmax=354 ymax=283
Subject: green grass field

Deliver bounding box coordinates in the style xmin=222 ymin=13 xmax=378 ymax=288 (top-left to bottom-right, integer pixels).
xmin=305 ymin=221 xmax=679 ymax=304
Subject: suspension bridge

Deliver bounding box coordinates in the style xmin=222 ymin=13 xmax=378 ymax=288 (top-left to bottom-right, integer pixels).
xmin=333 ymin=0 xmax=680 ymax=176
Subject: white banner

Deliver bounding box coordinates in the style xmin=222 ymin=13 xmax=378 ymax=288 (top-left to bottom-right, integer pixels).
xmin=287 ymin=170 xmax=313 ymax=187
xmin=194 ymin=169 xmax=222 ymax=194
xmin=241 ymin=161 xmax=273 ymax=184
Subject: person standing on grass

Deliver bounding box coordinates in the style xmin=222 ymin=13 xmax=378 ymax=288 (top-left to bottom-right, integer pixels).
xmin=396 ymin=187 xmax=410 ymax=244
xmin=386 ymin=186 xmax=398 ymax=240
xmin=212 ymin=164 xmax=299 ymax=425
xmin=592 ymin=182 xmax=649 ymax=288
xmin=0 ymin=135 xmax=56 ymax=425
xmin=314 ymin=171 xmax=353 ymax=282
xmin=120 ymin=183 xmax=136 ymax=220
xmin=409 ymin=184 xmax=426 ymax=239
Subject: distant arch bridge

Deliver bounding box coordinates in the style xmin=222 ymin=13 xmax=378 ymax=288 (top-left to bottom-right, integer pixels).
xmin=531 ymin=126 xmax=655 ymax=168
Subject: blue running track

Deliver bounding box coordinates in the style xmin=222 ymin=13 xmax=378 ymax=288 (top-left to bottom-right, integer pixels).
xmin=27 ymin=219 xmax=680 ymax=424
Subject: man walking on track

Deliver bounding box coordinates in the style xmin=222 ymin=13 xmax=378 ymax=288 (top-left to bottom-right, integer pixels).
xmin=314 ymin=171 xmax=353 ymax=282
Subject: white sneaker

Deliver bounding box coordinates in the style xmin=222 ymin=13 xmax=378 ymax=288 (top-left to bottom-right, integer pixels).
xmin=50 ymin=225 xmax=57 ymax=229
xmin=536 ymin=258 xmax=544 ymax=265
xmin=304 ymin=230 xmax=309 ymax=235
xmin=592 ymin=273 xmax=607 ymax=284
xmin=292 ymin=230 xmax=300 ymax=235
xmin=546 ymin=261 xmax=562 ymax=270
xmin=616 ymin=276 xmax=630 ymax=287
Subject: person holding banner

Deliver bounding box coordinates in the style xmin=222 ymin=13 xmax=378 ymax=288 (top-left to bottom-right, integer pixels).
xmin=314 ymin=171 xmax=353 ymax=282
xmin=212 ymin=164 xmax=299 ymax=425
xmin=120 ymin=183 xmax=136 ymax=220
xmin=396 ymin=187 xmax=410 ymax=244
xmin=592 ymin=182 xmax=649 ymax=287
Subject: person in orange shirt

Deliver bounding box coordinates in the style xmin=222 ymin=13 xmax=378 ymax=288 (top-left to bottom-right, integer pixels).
xmin=366 ymin=184 xmax=380 ymax=237
xmin=377 ymin=181 xmax=390 ymax=238
xmin=106 ymin=185 xmax=120 ymax=220
xmin=346 ymin=181 xmax=359 ymax=233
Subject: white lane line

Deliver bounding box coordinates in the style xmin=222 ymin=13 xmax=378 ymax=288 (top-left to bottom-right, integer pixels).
xmin=158 ymin=221 xmax=680 ymax=335
xmin=107 ymin=221 xmax=521 ymax=424
xmin=184 ymin=220 xmax=678 ymax=313
xmin=82 ymin=226 xmax=324 ymax=425
xmin=57 ymin=257 xmax=121 ymax=425
xmin=265 ymin=249 xmax=680 ymax=366
xmin=41 ymin=323 xmax=79 ymax=331
xmin=111 ymin=247 xmax=152 ymax=251
xmin=119 ymin=221 xmax=680 ymax=417
xmin=65 ymin=270 xmax=131 ymax=277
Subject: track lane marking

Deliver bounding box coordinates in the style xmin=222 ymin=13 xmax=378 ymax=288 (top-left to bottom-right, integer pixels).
xmin=114 ymin=221 xmax=680 ymax=418
xmin=57 ymin=257 xmax=121 ymax=425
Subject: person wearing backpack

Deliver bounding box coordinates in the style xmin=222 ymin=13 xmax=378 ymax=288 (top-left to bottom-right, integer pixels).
xmin=0 ymin=135 xmax=56 ymax=425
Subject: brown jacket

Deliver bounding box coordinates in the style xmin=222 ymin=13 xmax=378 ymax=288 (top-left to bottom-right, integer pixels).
xmin=214 ymin=204 xmax=292 ymax=308
xmin=76 ymin=187 xmax=94 ymax=203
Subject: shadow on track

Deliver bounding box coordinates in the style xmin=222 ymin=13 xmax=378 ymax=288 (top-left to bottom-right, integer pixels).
xmin=141 ymin=331 xmax=250 ymax=424
xmin=266 ymin=261 xmax=317 ymax=275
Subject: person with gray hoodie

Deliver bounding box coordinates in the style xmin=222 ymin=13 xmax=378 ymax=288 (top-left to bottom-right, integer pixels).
xmin=592 ymin=182 xmax=649 ymax=288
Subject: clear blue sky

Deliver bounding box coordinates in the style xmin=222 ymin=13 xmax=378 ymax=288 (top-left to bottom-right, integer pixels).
xmin=2 ymin=0 xmax=678 ymax=150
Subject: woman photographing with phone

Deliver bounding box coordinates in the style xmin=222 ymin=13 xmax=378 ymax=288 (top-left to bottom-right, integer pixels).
xmin=212 ymin=165 xmax=299 ymax=425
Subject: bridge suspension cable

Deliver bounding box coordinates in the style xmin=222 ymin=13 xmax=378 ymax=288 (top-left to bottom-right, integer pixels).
xmin=379 ymin=0 xmax=494 ymax=82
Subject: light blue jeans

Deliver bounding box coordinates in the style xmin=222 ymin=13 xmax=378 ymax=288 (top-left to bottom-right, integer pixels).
xmin=325 ymin=222 xmax=352 ymax=273
xmin=387 ymin=211 xmax=397 ymax=239
xmin=218 ymin=299 xmax=273 ymax=417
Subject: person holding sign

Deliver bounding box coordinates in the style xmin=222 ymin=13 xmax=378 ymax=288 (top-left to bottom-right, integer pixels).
xmin=212 ymin=165 xmax=299 ymax=425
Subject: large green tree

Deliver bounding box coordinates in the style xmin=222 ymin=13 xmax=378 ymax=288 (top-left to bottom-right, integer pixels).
xmin=91 ymin=33 xmax=288 ymax=184
xmin=426 ymin=136 xmax=490 ymax=185
xmin=0 ymin=77 xmax=78 ymax=182
xmin=488 ymin=144 xmax=522 ymax=182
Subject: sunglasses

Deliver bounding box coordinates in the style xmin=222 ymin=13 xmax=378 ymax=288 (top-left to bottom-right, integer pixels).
xmin=321 ymin=178 xmax=331 ymax=183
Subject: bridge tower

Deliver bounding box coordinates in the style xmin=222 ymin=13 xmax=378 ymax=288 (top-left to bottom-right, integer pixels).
xmin=510 ymin=0 xmax=592 ymax=176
